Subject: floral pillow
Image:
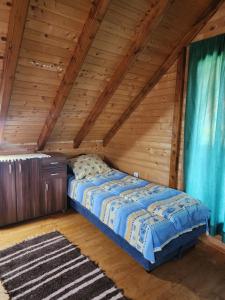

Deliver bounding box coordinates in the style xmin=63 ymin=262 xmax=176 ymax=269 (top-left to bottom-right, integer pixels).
xmin=69 ymin=154 xmax=111 ymax=179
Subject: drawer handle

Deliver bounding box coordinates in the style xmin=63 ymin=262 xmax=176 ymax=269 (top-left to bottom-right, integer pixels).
xmin=50 ymin=162 xmax=59 ymax=165
xmin=51 ymin=173 xmax=59 ymax=176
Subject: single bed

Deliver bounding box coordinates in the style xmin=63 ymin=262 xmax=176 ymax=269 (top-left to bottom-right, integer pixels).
xmin=67 ymin=157 xmax=209 ymax=271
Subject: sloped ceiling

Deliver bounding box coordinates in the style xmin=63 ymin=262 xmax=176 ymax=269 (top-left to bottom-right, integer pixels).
xmin=0 ymin=0 xmax=223 ymax=151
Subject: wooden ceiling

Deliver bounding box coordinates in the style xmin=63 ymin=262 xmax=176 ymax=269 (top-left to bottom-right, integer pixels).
xmin=0 ymin=0 xmax=223 ymax=150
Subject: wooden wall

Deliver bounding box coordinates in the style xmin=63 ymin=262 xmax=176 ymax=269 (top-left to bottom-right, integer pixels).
xmin=0 ymin=140 xmax=103 ymax=157
xmin=1 ymin=0 xmax=224 ymax=163
xmin=103 ymin=63 xmax=177 ymax=186
xmin=104 ymin=2 xmax=225 ymax=187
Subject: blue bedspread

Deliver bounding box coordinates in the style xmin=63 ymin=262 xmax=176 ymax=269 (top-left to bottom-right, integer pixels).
xmin=68 ymin=169 xmax=210 ymax=263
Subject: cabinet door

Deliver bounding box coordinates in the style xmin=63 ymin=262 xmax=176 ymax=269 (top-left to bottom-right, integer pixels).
xmin=0 ymin=162 xmax=17 ymax=226
xmin=31 ymin=159 xmax=46 ymax=218
xmin=16 ymin=159 xmax=45 ymax=221
xmin=43 ymin=177 xmax=66 ymax=215
xmin=16 ymin=159 xmax=34 ymax=221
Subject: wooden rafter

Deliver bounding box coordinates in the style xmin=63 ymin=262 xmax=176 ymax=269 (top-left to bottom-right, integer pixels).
xmin=37 ymin=0 xmax=111 ymax=151
xmin=103 ymin=0 xmax=224 ymax=147
xmin=0 ymin=0 xmax=30 ymax=142
xmin=169 ymin=48 xmax=186 ymax=189
xmin=73 ymin=0 xmax=172 ymax=148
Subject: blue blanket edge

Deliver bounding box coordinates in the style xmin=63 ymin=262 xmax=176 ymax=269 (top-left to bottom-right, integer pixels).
xmin=69 ymin=197 xmax=206 ymax=271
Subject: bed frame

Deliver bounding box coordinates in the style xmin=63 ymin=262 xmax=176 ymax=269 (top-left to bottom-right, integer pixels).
xmin=69 ymin=198 xmax=206 ymax=271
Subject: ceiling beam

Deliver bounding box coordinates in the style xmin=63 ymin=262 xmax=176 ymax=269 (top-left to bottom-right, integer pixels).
xmin=169 ymin=48 xmax=187 ymax=189
xmin=73 ymin=0 xmax=172 ymax=148
xmin=0 ymin=0 xmax=30 ymax=142
xmin=103 ymin=0 xmax=224 ymax=147
xmin=37 ymin=0 xmax=111 ymax=151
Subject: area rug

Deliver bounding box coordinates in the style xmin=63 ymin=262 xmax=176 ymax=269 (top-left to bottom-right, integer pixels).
xmin=0 ymin=231 xmax=128 ymax=300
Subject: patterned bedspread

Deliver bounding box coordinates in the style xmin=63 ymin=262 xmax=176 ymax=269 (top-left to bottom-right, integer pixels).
xmin=68 ymin=169 xmax=210 ymax=263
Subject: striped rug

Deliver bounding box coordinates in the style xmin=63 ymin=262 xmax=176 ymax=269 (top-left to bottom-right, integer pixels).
xmin=0 ymin=231 xmax=128 ymax=300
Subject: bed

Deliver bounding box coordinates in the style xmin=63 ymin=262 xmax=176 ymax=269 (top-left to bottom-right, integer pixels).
xmin=67 ymin=157 xmax=210 ymax=271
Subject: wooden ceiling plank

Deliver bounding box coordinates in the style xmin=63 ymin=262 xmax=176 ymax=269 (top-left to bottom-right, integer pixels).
xmin=37 ymin=0 xmax=111 ymax=151
xmin=103 ymin=0 xmax=224 ymax=147
xmin=73 ymin=0 xmax=172 ymax=148
xmin=0 ymin=0 xmax=30 ymax=142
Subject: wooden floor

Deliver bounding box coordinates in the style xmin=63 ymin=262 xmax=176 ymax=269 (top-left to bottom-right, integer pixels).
xmin=0 ymin=211 xmax=225 ymax=300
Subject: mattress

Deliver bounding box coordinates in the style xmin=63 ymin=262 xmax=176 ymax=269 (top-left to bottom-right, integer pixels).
xmin=68 ymin=169 xmax=210 ymax=263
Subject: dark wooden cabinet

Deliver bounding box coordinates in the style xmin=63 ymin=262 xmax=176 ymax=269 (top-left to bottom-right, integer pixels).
xmin=42 ymin=177 xmax=66 ymax=214
xmin=16 ymin=159 xmax=37 ymax=221
xmin=41 ymin=157 xmax=67 ymax=215
xmin=31 ymin=159 xmax=46 ymax=218
xmin=0 ymin=161 xmax=17 ymax=226
xmin=0 ymin=156 xmax=67 ymax=227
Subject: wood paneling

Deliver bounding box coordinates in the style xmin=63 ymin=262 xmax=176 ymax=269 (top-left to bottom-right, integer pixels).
xmin=2 ymin=0 xmax=92 ymax=145
xmin=194 ymin=1 xmax=225 ymax=42
xmin=104 ymin=2 xmax=225 ymax=187
xmin=85 ymin=0 xmax=219 ymax=144
xmin=0 ymin=0 xmax=29 ymax=141
xmin=43 ymin=140 xmax=103 ymax=157
xmin=37 ymin=0 xmax=111 ymax=150
xmin=1 ymin=212 xmax=225 ymax=300
xmin=0 ymin=0 xmax=12 ymax=84
xmin=49 ymin=0 xmax=156 ymax=144
xmin=102 ymin=0 xmax=223 ymax=146
xmin=0 ymin=0 xmax=224 ymax=170
xmin=104 ymin=63 xmax=177 ymax=185
xmin=0 ymin=140 xmax=103 ymax=157
xmin=48 ymin=0 xmax=219 ymax=148
xmin=73 ymin=0 xmax=171 ymax=148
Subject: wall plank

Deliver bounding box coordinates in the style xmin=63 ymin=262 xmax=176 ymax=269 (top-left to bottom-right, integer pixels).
xmin=104 ymin=63 xmax=177 ymax=186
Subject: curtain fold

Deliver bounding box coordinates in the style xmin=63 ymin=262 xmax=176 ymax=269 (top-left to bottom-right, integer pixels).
xmin=184 ymin=34 xmax=225 ymax=243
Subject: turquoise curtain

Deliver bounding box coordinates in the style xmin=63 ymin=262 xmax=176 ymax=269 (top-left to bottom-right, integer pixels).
xmin=184 ymin=34 xmax=225 ymax=243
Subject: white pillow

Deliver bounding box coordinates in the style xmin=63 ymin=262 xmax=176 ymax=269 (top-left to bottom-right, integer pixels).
xmin=69 ymin=154 xmax=111 ymax=179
